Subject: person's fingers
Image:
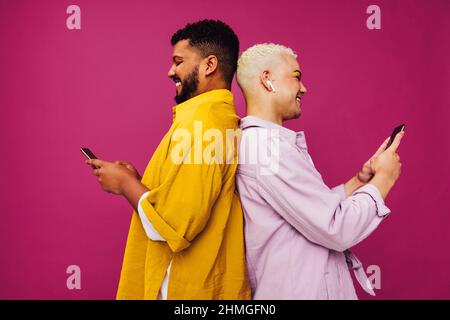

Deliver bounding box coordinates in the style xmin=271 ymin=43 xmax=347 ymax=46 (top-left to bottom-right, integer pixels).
xmin=92 ymin=168 xmax=102 ymax=176
xmin=382 ymin=136 xmax=390 ymax=147
xmin=115 ymin=160 xmax=132 ymax=168
xmin=86 ymin=159 xmax=104 ymax=168
xmin=387 ymin=131 xmax=405 ymax=152
xmin=373 ymin=136 xmax=391 ymax=157
xmin=114 ymin=160 xmax=134 ymax=172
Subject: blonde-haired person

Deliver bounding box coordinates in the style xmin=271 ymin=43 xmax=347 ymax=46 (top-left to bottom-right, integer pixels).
xmin=235 ymin=43 xmax=404 ymax=299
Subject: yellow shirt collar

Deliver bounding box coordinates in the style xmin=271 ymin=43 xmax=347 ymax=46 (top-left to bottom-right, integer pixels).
xmin=172 ymin=89 xmax=234 ymax=120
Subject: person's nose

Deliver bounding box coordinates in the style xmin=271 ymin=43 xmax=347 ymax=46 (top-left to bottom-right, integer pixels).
xmin=167 ymin=64 xmax=176 ymax=78
xmin=300 ymin=81 xmax=307 ymax=95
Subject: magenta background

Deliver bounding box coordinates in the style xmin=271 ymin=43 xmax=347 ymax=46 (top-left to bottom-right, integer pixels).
xmin=0 ymin=0 xmax=449 ymax=299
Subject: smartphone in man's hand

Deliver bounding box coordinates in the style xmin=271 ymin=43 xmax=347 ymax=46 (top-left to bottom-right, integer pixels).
xmin=80 ymin=147 xmax=99 ymax=169
xmin=385 ymin=124 xmax=406 ymax=150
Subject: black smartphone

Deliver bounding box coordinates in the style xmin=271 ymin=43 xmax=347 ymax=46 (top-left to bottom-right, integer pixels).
xmin=385 ymin=124 xmax=406 ymax=150
xmin=80 ymin=147 xmax=99 ymax=169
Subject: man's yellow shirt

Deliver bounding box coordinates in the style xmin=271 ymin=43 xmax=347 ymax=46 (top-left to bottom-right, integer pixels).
xmin=116 ymin=89 xmax=251 ymax=300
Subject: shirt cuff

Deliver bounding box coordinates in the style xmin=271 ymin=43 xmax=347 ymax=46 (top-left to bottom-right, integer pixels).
xmin=137 ymin=191 xmax=166 ymax=241
xmin=140 ymin=195 xmax=191 ymax=253
xmin=352 ymin=183 xmax=391 ymax=217
xmin=331 ymin=184 xmax=347 ymax=201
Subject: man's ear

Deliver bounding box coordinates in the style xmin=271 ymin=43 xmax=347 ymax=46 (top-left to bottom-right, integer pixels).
xmin=204 ymin=55 xmax=219 ymax=76
xmin=260 ymin=70 xmax=273 ymax=92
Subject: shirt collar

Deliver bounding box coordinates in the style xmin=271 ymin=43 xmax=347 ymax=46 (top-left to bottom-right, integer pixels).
xmin=172 ymin=89 xmax=234 ymax=120
xmin=239 ymin=115 xmax=308 ymax=150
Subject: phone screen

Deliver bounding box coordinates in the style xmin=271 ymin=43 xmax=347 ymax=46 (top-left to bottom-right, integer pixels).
xmin=386 ymin=124 xmax=406 ymax=150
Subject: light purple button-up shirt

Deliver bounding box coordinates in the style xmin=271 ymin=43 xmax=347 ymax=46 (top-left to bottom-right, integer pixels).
xmin=236 ymin=116 xmax=391 ymax=299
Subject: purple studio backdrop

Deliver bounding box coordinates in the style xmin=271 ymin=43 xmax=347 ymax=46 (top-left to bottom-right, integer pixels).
xmin=0 ymin=0 xmax=449 ymax=299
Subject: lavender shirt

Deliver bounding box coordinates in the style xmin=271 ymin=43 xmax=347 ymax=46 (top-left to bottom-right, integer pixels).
xmin=236 ymin=116 xmax=391 ymax=299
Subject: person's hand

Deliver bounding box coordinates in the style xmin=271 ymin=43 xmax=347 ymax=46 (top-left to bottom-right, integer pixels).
xmin=85 ymin=159 xmax=135 ymax=195
xmin=370 ymin=131 xmax=405 ymax=184
xmin=114 ymin=160 xmax=141 ymax=180
xmin=357 ymin=136 xmax=391 ymax=183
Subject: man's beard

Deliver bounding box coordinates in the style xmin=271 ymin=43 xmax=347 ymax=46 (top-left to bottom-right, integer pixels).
xmin=174 ymin=66 xmax=200 ymax=104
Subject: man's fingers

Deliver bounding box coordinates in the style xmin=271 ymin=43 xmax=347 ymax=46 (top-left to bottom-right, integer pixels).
xmin=86 ymin=159 xmax=104 ymax=168
xmin=387 ymin=131 xmax=405 ymax=152
xmin=373 ymin=137 xmax=391 ymax=157
xmin=382 ymin=136 xmax=390 ymax=146
xmin=115 ymin=160 xmax=130 ymax=166
xmin=114 ymin=160 xmax=134 ymax=171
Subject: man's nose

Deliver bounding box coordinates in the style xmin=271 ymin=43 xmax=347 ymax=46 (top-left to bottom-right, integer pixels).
xmin=300 ymin=81 xmax=307 ymax=95
xmin=168 ymin=65 xmax=176 ymax=78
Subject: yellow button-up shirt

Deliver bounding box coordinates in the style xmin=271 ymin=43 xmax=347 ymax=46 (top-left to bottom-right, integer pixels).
xmin=116 ymin=89 xmax=251 ymax=299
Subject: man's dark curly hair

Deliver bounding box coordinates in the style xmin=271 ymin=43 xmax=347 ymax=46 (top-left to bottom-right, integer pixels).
xmin=171 ymin=19 xmax=239 ymax=85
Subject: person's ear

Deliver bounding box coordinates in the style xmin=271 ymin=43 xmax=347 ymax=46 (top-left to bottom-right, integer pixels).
xmin=260 ymin=70 xmax=275 ymax=92
xmin=204 ymin=55 xmax=219 ymax=76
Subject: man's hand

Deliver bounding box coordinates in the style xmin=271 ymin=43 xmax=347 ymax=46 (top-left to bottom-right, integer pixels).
xmin=357 ymin=136 xmax=391 ymax=183
xmin=370 ymin=131 xmax=404 ymax=182
xmin=367 ymin=131 xmax=405 ymax=200
xmin=115 ymin=160 xmax=142 ymax=180
xmin=86 ymin=159 xmax=135 ymax=195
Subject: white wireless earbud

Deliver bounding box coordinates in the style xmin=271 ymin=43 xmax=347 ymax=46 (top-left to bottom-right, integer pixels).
xmin=267 ymin=80 xmax=276 ymax=93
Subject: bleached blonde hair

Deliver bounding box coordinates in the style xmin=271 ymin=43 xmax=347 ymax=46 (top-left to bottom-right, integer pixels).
xmin=236 ymin=43 xmax=297 ymax=95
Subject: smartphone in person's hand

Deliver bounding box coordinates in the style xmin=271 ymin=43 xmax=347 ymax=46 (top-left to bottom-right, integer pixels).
xmin=385 ymin=124 xmax=406 ymax=150
xmin=80 ymin=147 xmax=99 ymax=169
